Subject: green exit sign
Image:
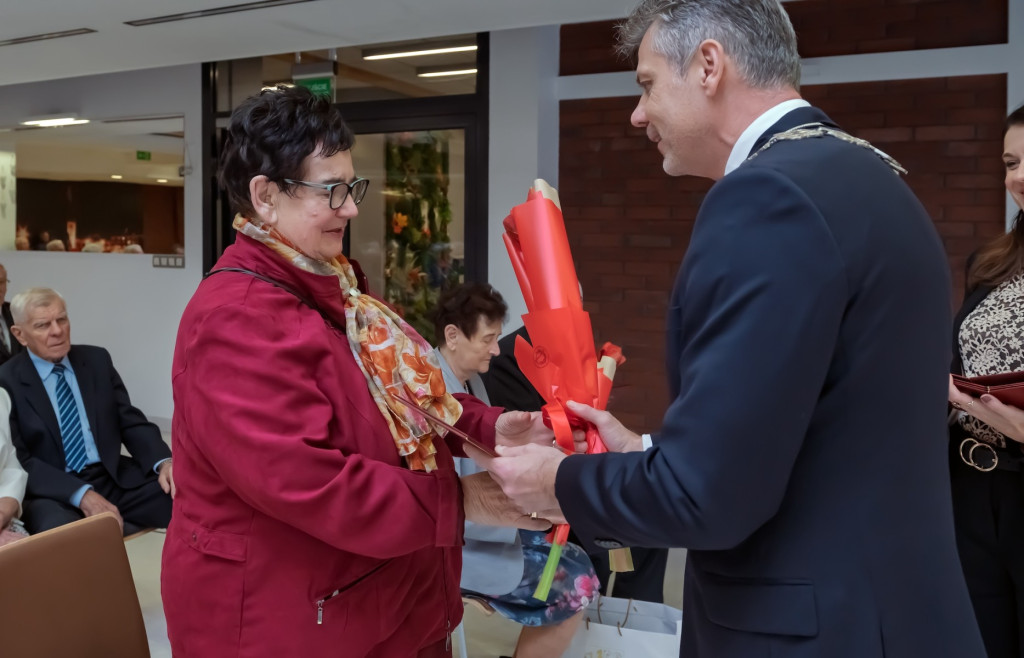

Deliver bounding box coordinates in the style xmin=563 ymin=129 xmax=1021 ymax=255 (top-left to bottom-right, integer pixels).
xmin=136 ymin=150 xmax=151 ymax=161
xmin=295 ymin=76 xmax=334 ymax=99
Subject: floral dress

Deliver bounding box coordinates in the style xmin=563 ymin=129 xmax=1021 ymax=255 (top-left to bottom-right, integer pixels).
xmin=467 ymin=529 xmax=600 ymax=626
xmin=957 ymin=271 xmax=1024 ymax=448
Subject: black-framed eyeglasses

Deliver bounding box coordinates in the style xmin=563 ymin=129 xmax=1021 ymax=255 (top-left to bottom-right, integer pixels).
xmin=282 ymin=177 xmax=370 ymax=209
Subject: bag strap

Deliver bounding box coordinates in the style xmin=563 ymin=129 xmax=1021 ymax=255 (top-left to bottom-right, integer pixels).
xmin=205 ymin=267 xmax=344 ymax=331
xmin=590 ymin=594 xmax=636 ymax=636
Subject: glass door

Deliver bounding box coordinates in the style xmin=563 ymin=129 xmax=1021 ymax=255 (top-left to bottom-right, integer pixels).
xmin=350 ymin=128 xmax=465 ymax=339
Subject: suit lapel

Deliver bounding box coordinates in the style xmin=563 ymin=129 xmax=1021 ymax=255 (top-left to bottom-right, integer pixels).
xmin=16 ymin=353 xmax=64 ymax=453
xmin=67 ymin=347 xmax=100 ymax=441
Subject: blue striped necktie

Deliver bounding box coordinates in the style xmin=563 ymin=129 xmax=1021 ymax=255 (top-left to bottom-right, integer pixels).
xmin=52 ymin=363 xmax=88 ymax=473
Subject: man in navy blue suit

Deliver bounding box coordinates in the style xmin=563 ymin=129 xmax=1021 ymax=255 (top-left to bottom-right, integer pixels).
xmin=487 ymin=1 xmax=986 ymax=656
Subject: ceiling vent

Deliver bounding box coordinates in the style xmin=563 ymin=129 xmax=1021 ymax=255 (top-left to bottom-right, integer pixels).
xmin=0 ymin=28 xmax=96 ymax=48
xmin=124 ymin=0 xmax=317 ymax=27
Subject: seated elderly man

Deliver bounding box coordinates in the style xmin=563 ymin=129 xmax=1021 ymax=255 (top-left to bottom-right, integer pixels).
xmin=0 ymin=387 xmax=28 ymax=546
xmin=0 ymin=288 xmax=173 ymax=535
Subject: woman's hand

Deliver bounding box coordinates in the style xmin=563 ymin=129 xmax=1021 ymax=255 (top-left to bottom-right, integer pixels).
xmin=494 ymin=410 xmax=587 ymax=453
xmin=461 ymin=471 xmax=553 ymax=530
xmin=949 ymin=375 xmax=1024 ymax=443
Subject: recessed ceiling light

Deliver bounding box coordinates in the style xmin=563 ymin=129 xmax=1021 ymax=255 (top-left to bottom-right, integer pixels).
xmin=416 ymin=68 xmax=478 ymax=78
xmin=124 ymin=0 xmax=316 ymax=26
xmin=110 ymin=175 xmax=123 ymax=180
xmin=0 ymin=28 xmax=96 ymax=48
xmin=156 ymin=179 xmax=168 ymax=183
xmin=20 ymin=117 xmax=89 ymax=127
xmin=363 ymin=43 xmax=477 ymax=61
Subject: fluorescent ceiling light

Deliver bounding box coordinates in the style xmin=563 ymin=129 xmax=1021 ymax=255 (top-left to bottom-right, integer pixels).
xmin=0 ymin=28 xmax=95 ymax=48
xmin=363 ymin=43 xmax=477 ymax=61
xmin=261 ymin=82 xmax=295 ymax=91
xmin=156 ymin=179 xmax=168 ymax=183
xmin=110 ymin=175 xmax=123 ymax=180
xmin=124 ymin=0 xmax=315 ymax=27
xmin=20 ymin=116 xmax=89 ymax=127
xmin=417 ymin=67 xmax=478 ymax=78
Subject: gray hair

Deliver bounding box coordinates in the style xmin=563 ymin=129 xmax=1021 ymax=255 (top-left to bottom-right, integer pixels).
xmin=618 ymin=0 xmax=801 ymax=90
xmin=11 ymin=287 xmax=66 ymax=325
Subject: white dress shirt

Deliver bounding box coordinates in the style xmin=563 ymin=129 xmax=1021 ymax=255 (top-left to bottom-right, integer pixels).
xmin=723 ymin=98 xmax=811 ymax=177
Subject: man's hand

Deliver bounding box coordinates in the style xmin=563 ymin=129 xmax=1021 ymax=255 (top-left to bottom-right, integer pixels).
xmin=79 ymin=489 xmax=123 ymax=532
xmin=495 ymin=410 xmax=587 ymax=453
xmin=489 ymin=443 xmax=568 ymax=518
xmin=461 ymin=471 xmax=552 ymax=530
xmin=950 ymin=375 xmax=1024 ymax=443
xmin=0 ymin=496 xmax=19 ymax=530
xmin=566 ymin=400 xmax=643 ymax=453
xmin=158 ymin=460 xmax=176 ymax=499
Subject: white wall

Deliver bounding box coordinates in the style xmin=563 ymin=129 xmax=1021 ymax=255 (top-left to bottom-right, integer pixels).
xmin=488 ymin=26 xmax=560 ymax=328
xmin=0 ymin=64 xmax=204 ymax=426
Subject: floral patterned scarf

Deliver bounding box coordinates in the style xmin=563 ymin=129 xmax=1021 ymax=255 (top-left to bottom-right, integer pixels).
xmin=234 ymin=214 xmax=461 ymax=471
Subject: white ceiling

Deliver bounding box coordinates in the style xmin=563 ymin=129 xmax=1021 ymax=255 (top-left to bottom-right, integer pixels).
xmin=0 ymin=0 xmax=632 ymax=88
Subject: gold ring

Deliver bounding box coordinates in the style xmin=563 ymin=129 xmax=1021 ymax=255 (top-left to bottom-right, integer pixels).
xmin=530 ymin=512 xmax=539 ymax=520
xmin=966 ymin=400 xmax=975 ymax=408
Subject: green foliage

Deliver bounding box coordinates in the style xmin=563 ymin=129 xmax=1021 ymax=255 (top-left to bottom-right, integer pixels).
xmin=383 ymin=132 xmax=463 ymax=339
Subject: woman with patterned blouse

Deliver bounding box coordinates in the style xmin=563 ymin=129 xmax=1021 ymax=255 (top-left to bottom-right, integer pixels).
xmin=947 ymin=104 xmax=1024 ymax=658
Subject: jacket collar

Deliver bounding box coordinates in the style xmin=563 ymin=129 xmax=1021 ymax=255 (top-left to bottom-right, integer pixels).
xmin=748 ymin=105 xmax=840 ymax=156
xmin=215 ymin=233 xmax=350 ymax=324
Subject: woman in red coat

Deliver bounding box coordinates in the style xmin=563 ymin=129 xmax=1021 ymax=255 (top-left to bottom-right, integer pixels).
xmin=162 ymin=85 xmax=550 ymax=657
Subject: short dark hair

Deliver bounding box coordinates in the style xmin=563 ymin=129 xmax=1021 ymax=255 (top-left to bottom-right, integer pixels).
xmin=433 ymin=283 xmax=508 ymax=345
xmin=218 ymin=84 xmax=356 ymax=217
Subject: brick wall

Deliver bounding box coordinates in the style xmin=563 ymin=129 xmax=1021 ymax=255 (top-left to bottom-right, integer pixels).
xmin=787 ymin=0 xmax=1007 ymax=57
xmin=560 ymin=80 xmax=1007 ymax=431
xmin=559 ymin=0 xmax=1006 ymax=74
xmin=560 ymin=97 xmax=708 ymax=432
xmin=558 ymin=6 xmax=1010 ymax=431
xmin=801 ymin=74 xmax=1008 ymax=297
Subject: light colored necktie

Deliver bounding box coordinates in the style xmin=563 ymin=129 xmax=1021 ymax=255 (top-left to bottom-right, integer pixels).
xmin=52 ymin=364 xmax=88 ymax=472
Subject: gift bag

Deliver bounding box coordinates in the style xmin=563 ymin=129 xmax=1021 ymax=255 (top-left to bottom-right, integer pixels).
xmin=566 ymin=595 xmax=683 ymax=658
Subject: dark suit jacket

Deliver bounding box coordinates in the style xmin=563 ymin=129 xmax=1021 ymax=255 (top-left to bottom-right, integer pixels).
xmin=0 ymin=345 xmax=170 ymax=504
xmin=0 ymin=301 xmax=24 ymax=366
xmin=478 ymin=326 xmax=546 ymax=413
xmin=556 ymin=107 xmax=985 ymax=657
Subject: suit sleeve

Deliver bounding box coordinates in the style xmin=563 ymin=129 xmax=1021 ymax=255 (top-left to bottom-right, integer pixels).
xmin=101 ymin=349 xmax=171 ymax=469
xmin=177 ymin=303 xmax=464 ymax=558
xmin=556 ymin=168 xmax=848 ymax=551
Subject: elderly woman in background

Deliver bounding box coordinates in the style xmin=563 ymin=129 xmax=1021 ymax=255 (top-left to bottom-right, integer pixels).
xmin=433 ymin=283 xmax=598 ymax=658
xmin=0 ymin=388 xmax=28 ymax=546
xmin=162 ymin=85 xmax=549 ymax=658
xmin=948 ymin=104 xmax=1024 ymax=658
